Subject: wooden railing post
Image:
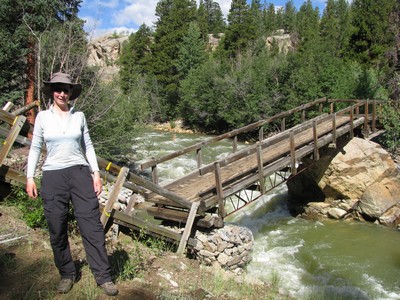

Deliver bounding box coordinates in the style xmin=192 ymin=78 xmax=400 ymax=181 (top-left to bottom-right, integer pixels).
xmin=258 ymin=126 xmax=264 ymax=142
xmin=312 ymin=120 xmax=319 ymax=160
xmin=332 ymin=113 xmax=337 ymax=146
xmin=232 ymin=136 xmax=238 ymax=153
xmin=330 ymin=102 xmax=334 ymax=114
xmin=281 ymin=118 xmax=286 ymax=132
xmin=350 ymin=106 xmax=354 ymax=139
xmin=372 ymin=100 xmax=377 ymax=133
xmin=290 ymin=132 xmax=296 ymax=175
xmin=256 ymin=145 xmax=266 ymax=194
xmin=151 ymin=165 xmax=158 ymax=184
xmin=364 ymin=100 xmax=369 ymax=138
xmin=301 ymin=109 xmax=306 ymax=123
xmin=214 ymin=162 xmax=225 ymax=218
xmin=196 ymin=148 xmax=202 ymax=169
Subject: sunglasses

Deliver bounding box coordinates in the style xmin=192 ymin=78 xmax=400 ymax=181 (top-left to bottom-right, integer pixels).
xmin=53 ymin=85 xmax=72 ymax=94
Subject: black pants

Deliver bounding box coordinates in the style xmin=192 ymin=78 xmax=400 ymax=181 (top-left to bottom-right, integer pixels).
xmin=40 ymin=165 xmax=112 ymax=285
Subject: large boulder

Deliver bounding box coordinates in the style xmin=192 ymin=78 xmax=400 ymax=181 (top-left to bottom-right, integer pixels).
xmin=358 ymin=172 xmax=400 ymax=219
xmin=288 ymin=137 xmax=400 ymax=226
xmin=317 ymin=138 xmax=396 ymax=199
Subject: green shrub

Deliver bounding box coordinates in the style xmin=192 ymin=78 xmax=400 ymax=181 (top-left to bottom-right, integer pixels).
xmin=5 ymin=184 xmax=47 ymax=229
xmin=379 ymin=102 xmax=400 ymax=153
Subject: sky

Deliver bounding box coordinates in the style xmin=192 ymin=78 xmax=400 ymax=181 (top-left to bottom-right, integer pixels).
xmin=78 ymin=0 xmax=328 ymax=39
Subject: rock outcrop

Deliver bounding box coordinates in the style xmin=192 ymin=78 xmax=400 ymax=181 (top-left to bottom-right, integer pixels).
xmin=87 ymin=34 xmax=129 ymax=81
xmin=288 ymin=137 xmax=400 ymax=227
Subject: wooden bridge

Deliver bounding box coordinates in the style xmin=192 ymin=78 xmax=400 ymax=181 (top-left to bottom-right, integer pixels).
xmin=0 ymin=98 xmax=383 ymax=254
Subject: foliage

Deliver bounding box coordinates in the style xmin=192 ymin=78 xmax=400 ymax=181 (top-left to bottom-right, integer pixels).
xmin=379 ymin=102 xmax=400 ymax=153
xmin=5 ymin=184 xmax=47 ymax=228
xmin=149 ymin=0 xmax=197 ymax=119
xmin=76 ymin=71 xmax=151 ymax=159
xmin=119 ymin=24 xmax=153 ymax=94
xmin=222 ymin=0 xmax=255 ymax=58
xmin=0 ymin=0 xmax=85 ymax=106
xmin=175 ymin=22 xmax=207 ymax=78
xmin=348 ymin=0 xmax=397 ymax=67
xmin=180 ymin=48 xmax=287 ymax=133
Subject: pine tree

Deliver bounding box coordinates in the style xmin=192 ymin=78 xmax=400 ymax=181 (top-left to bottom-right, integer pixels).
xmin=320 ymin=0 xmax=351 ymax=56
xmin=283 ymin=0 xmax=297 ymax=33
xmin=296 ymin=0 xmax=320 ymax=45
xmin=348 ymin=0 xmax=397 ymax=67
xmin=176 ymin=22 xmax=207 ymax=78
xmin=119 ymin=24 xmax=153 ymax=93
xmin=222 ymin=0 xmax=255 ymax=58
xmin=150 ymin=0 xmax=197 ymax=118
xmin=263 ymin=3 xmax=277 ymax=35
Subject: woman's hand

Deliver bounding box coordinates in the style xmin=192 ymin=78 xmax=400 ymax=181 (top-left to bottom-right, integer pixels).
xmin=92 ymin=171 xmax=103 ymax=197
xmin=26 ymin=177 xmax=38 ymax=199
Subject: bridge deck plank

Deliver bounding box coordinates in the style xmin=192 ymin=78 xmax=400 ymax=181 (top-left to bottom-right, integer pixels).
xmin=145 ymin=115 xmax=353 ymax=209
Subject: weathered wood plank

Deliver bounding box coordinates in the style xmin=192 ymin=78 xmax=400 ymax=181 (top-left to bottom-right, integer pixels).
xmin=0 ymin=116 xmax=26 ymax=166
xmin=177 ymin=201 xmax=199 ymax=254
xmin=101 ymin=167 xmax=129 ymax=228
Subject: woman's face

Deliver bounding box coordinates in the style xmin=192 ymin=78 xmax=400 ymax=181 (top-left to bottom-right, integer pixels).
xmin=52 ymin=84 xmax=71 ymax=108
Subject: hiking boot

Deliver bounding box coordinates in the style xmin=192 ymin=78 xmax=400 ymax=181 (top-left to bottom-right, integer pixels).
xmin=57 ymin=278 xmax=74 ymax=293
xmin=99 ymin=281 xmax=118 ymax=296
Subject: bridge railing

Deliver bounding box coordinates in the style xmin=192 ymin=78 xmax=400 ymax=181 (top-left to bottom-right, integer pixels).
xmin=139 ymin=98 xmax=383 ymax=185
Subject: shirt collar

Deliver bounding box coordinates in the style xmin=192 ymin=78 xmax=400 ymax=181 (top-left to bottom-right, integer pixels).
xmin=50 ymin=104 xmax=75 ymax=113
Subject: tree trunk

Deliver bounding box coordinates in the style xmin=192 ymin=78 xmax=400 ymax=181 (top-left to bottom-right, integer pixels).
xmin=25 ymin=39 xmax=36 ymax=139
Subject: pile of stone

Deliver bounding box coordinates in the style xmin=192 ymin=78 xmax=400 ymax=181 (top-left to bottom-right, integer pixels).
xmin=193 ymin=224 xmax=253 ymax=274
xmin=98 ymin=181 xmax=143 ymax=213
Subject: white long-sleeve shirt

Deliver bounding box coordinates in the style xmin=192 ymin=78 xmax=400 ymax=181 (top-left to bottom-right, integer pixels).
xmin=26 ymin=105 xmax=99 ymax=178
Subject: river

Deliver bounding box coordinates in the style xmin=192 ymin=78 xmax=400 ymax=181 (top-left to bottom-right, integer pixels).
xmin=133 ymin=130 xmax=400 ymax=300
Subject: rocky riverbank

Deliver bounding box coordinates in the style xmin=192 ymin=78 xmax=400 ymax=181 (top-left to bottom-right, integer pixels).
xmin=287 ymin=137 xmax=400 ymax=228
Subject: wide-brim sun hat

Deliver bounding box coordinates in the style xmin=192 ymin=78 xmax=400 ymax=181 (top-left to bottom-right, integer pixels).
xmin=42 ymin=72 xmax=82 ymax=100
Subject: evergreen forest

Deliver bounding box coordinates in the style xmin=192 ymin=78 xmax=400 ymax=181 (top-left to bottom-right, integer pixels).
xmin=1 ymin=0 xmax=399 ymax=157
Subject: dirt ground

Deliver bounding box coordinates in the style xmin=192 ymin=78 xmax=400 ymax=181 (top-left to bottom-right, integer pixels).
xmin=0 ymin=203 xmax=253 ymax=300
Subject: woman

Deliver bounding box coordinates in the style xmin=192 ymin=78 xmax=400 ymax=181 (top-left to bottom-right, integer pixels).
xmin=26 ymin=72 xmax=118 ymax=296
